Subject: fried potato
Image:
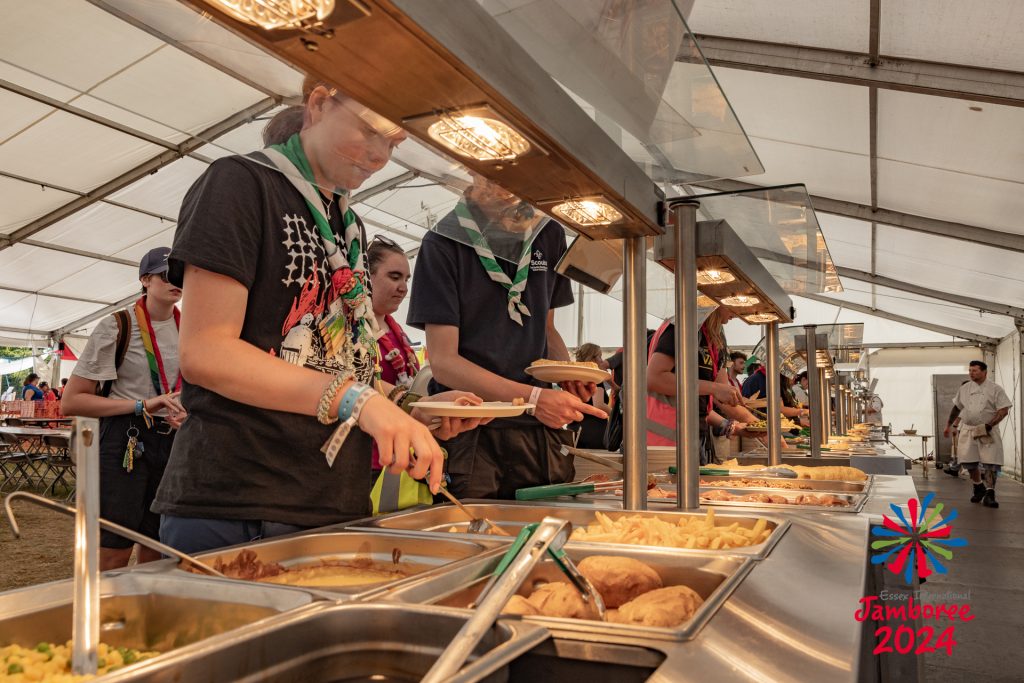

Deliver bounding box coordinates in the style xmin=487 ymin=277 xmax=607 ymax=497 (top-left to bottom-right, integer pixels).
xmin=527 ymin=582 xmax=600 ymax=619
xmin=503 ymin=594 xmax=540 ymax=616
xmin=569 ymin=510 xmax=772 ymax=549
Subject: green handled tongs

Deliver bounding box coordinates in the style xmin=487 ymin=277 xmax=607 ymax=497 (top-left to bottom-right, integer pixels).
xmin=668 ymin=465 xmax=798 ymax=479
xmin=514 ymin=479 xmax=624 ymax=501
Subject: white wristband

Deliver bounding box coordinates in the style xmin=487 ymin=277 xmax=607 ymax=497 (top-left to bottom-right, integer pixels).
xmin=526 ymin=386 xmax=543 ymax=416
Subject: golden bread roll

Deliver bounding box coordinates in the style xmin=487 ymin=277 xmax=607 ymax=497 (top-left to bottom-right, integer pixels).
xmin=503 ymin=594 xmax=540 ymax=616
xmin=527 ymin=582 xmax=599 ymax=619
xmin=608 ymin=585 xmax=704 ymax=628
xmin=577 ymin=555 xmax=663 ymax=608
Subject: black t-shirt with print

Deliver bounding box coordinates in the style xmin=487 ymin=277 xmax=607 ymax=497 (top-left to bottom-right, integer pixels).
xmin=153 ymin=155 xmax=373 ymax=528
xmin=407 ymin=208 xmax=574 ymax=426
xmin=653 ymin=323 xmax=722 ymax=418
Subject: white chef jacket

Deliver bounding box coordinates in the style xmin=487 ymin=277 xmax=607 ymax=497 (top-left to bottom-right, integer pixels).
xmin=953 ymin=379 xmax=1012 ymax=464
xmin=865 ymin=395 xmax=883 ymax=425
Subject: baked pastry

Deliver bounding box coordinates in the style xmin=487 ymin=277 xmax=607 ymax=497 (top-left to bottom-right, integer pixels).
xmin=502 ymin=594 xmax=540 ymax=616
xmin=608 ymin=585 xmax=704 ymax=628
xmin=527 ymin=581 xmax=599 ymax=619
xmin=577 ymin=556 xmax=662 ymax=608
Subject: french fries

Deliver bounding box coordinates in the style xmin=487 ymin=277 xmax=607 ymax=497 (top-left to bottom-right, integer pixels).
xmin=570 ymin=510 xmax=772 ymax=550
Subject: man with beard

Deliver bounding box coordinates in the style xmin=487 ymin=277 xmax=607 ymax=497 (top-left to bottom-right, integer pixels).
xmin=408 ymin=175 xmax=606 ymax=499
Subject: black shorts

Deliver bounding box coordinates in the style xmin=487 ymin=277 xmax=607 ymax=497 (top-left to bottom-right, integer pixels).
xmin=98 ymin=414 xmax=174 ymax=549
xmin=440 ymin=423 xmax=575 ymax=500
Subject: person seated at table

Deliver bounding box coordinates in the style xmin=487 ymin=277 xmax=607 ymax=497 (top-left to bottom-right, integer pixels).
xmin=61 ymin=247 xmax=187 ymax=571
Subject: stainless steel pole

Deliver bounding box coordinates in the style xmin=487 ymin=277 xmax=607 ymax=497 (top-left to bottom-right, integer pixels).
xmin=822 ymin=371 xmax=832 ymax=437
xmin=835 ymin=379 xmax=847 ymax=436
xmin=765 ymin=322 xmax=782 ymax=466
xmin=71 ymin=417 xmax=100 ymax=676
xmin=673 ymin=201 xmax=701 ymax=510
xmin=622 ymin=236 xmax=647 ymax=511
xmin=804 ymin=326 xmax=822 ymax=458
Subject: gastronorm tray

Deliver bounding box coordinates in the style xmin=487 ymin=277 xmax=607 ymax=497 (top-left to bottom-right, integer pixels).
xmin=166 ymin=531 xmax=494 ymax=599
xmin=382 ymin=544 xmax=754 ymax=643
xmin=698 ymin=475 xmax=869 ymax=493
xmin=349 ymin=501 xmax=790 ymax=560
xmin=99 ymin=602 xmax=549 ymax=683
xmin=582 ymin=487 xmax=867 ymax=513
xmin=0 ymin=572 xmax=313 ymax=656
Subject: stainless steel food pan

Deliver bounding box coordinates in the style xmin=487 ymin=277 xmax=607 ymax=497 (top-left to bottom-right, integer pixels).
xmin=100 ymin=602 xmax=549 ymax=683
xmin=384 ymin=544 xmax=752 ymax=644
xmin=350 ymin=502 xmax=789 ymax=559
xmin=0 ymin=572 xmax=313 ymax=654
xmin=174 ymin=531 xmax=492 ymax=598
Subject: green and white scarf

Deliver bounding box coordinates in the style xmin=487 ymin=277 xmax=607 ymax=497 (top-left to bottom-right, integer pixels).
xmin=261 ymin=133 xmax=379 ymax=370
xmin=455 ymin=200 xmax=534 ymax=325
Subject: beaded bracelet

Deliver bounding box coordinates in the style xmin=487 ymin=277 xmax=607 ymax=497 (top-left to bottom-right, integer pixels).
xmin=316 ymin=373 xmax=352 ymax=425
xmin=387 ymin=384 xmax=408 ymax=403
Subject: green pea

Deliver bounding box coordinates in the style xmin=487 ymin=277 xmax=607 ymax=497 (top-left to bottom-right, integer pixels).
xmin=97 ymin=657 xmax=107 ymax=669
xmin=7 ymin=663 xmax=24 ymax=674
xmin=35 ymin=642 xmax=52 ymax=653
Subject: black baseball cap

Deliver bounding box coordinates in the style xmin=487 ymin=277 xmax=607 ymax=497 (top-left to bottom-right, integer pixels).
xmin=139 ymin=247 xmax=171 ymax=279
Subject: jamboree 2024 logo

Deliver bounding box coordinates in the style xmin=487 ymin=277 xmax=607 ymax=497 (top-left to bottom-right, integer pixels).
xmin=856 ymin=493 xmax=973 ymax=656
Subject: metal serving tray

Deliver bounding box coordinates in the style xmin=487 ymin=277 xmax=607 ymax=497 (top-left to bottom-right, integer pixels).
xmin=100 ymin=602 xmax=549 ymax=683
xmin=383 ymin=545 xmax=753 ymax=644
xmin=168 ymin=531 xmax=493 ymax=599
xmin=351 ymin=502 xmax=789 ymax=560
xmin=692 ymin=488 xmax=865 ymax=513
xmin=698 ymin=475 xmax=869 ymax=493
xmin=0 ymin=572 xmax=313 ymax=655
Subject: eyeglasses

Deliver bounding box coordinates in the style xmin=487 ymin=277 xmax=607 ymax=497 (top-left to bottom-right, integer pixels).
xmin=145 ymin=271 xmax=170 ymax=283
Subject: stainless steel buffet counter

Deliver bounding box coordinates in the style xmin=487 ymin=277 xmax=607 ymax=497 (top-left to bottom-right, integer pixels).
xmin=0 ymin=473 xmax=917 ymax=681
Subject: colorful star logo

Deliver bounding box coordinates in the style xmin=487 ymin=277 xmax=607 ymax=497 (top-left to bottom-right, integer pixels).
xmin=870 ymin=493 xmax=967 ymax=584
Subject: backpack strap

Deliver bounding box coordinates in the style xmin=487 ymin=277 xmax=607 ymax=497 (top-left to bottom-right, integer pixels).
xmin=98 ymin=309 xmax=132 ymax=397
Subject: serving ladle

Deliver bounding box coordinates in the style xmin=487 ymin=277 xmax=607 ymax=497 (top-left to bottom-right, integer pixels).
xmin=4 ymin=491 xmax=226 ymax=578
xmin=435 ymin=486 xmax=511 ymax=536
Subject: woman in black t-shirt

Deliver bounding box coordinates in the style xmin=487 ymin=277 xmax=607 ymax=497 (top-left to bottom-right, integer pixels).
xmin=155 ymin=79 xmax=485 ymax=554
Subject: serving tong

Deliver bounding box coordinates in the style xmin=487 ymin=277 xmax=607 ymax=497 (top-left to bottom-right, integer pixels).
xmin=436 ymin=485 xmax=510 ymax=536
xmin=422 ymin=516 xmax=602 ymax=683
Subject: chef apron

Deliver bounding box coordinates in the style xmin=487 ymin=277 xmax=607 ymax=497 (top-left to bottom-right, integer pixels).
xmin=956 ymin=427 xmax=1002 ymax=465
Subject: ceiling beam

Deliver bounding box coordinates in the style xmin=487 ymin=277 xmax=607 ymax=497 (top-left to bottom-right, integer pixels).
xmin=683 ymin=177 xmax=1024 ymax=254
xmin=21 ymin=240 xmax=138 ymax=267
xmin=52 ymin=294 xmax=138 ymax=337
xmin=796 ymin=292 xmax=1000 ymax=346
xmin=685 ymin=34 xmax=1024 ymax=108
xmin=0 ymin=97 xmax=278 ymax=253
xmin=836 ymin=267 xmax=1024 ymax=319
xmin=0 ymin=286 xmax=111 ymax=307
xmin=864 ymin=341 xmax=981 ymax=349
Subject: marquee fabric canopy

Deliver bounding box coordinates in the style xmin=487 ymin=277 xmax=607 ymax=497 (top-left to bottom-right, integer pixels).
xmin=0 ymin=0 xmax=1022 ymax=352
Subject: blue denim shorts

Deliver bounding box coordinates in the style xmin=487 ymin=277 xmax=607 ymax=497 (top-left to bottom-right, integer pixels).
xmin=159 ymin=515 xmax=310 ymax=555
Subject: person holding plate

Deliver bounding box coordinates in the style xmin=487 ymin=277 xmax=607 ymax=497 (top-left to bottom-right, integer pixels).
xmin=408 ymin=174 xmax=606 ymax=499
xmin=151 ymin=80 xmax=485 ymax=554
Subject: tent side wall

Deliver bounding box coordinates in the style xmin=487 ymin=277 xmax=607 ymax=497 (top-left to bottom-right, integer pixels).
xmin=867 ymin=347 xmax=978 ymax=457
xmin=994 ymin=330 xmax=1022 ymax=480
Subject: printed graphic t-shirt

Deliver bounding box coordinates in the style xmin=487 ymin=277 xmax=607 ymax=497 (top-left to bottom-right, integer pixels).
xmin=153 ymin=155 xmax=373 ymax=527
xmin=653 ymin=323 xmax=721 ymax=419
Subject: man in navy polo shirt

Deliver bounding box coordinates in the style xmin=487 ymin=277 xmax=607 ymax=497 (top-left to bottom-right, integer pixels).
xmin=408 ymin=175 xmax=606 ymax=499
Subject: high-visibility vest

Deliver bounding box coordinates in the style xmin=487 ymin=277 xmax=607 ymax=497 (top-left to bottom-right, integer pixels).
xmin=370 ymin=470 xmax=434 ymax=515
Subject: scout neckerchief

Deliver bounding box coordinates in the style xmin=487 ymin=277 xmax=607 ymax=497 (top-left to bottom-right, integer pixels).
xmin=261 ymin=134 xmax=379 ymax=377
xmin=377 ymin=314 xmax=420 ymax=387
xmin=454 ymin=200 xmax=534 ymax=325
xmin=134 ymin=296 xmax=181 ymax=396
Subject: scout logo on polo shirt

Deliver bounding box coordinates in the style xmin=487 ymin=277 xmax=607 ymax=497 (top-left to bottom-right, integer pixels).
xmin=530 ymin=248 xmax=547 ymax=272
xmin=870 ymin=492 xmax=967 ymax=584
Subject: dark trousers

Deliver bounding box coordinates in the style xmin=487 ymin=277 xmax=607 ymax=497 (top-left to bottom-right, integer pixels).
xmin=440 ymin=424 xmax=576 ymax=500
xmin=98 ymin=414 xmax=174 ymax=549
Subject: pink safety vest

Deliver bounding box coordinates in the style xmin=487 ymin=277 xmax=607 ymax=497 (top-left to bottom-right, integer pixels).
xmin=646 ymin=320 xmax=678 ymax=446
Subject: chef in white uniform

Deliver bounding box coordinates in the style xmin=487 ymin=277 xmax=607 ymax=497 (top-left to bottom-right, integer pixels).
xmin=944 ymin=360 xmax=1011 ymax=508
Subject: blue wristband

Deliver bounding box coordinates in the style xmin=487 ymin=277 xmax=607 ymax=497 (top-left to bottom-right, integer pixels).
xmin=135 ymin=400 xmax=144 ymax=416
xmin=337 ymin=383 xmax=373 ymax=422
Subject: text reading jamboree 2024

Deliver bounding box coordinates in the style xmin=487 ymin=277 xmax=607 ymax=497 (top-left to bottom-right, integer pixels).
xmin=856 ymin=596 xmax=973 ymax=656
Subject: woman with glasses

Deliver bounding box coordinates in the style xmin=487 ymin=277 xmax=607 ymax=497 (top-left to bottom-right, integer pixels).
xmin=151 ymin=78 xmax=485 ymax=554
xmin=61 ymin=246 xmax=188 ymax=570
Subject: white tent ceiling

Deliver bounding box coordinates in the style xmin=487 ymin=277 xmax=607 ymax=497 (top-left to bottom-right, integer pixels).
xmin=0 ymin=0 xmax=1022 ymax=351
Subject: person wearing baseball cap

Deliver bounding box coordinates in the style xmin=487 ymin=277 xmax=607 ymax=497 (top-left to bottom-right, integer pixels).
xmin=61 ymin=246 xmax=186 ymax=571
